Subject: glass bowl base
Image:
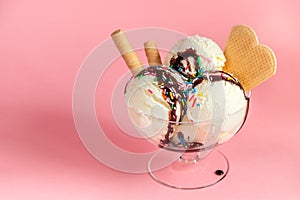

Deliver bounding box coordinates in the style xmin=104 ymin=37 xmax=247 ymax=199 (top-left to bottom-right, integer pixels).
xmin=148 ymin=149 xmax=229 ymax=190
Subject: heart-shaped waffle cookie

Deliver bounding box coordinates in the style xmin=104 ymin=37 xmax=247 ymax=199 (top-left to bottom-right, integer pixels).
xmin=223 ymin=25 xmax=277 ymax=92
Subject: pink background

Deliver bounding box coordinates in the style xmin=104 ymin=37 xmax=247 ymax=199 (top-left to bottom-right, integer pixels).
xmin=1 ymin=0 xmax=300 ymax=199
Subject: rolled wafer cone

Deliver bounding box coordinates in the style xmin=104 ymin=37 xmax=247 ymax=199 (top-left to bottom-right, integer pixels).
xmin=144 ymin=40 xmax=162 ymax=66
xmin=223 ymin=25 xmax=277 ymax=92
xmin=111 ymin=29 xmax=144 ymax=75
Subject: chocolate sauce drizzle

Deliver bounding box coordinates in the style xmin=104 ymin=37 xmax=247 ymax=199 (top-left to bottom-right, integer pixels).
xmin=170 ymin=48 xmax=202 ymax=82
xmin=135 ymin=66 xmax=187 ymax=145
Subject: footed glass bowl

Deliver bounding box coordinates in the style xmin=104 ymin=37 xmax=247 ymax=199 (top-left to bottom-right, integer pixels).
xmin=124 ymin=69 xmax=250 ymax=189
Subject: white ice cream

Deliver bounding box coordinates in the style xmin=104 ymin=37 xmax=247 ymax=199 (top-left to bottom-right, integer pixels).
xmin=124 ymin=66 xmax=186 ymax=143
xmin=186 ymin=72 xmax=248 ymax=144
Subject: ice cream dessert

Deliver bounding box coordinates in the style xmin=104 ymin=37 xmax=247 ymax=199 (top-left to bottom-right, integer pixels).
xmin=111 ymin=26 xmax=276 ymax=189
xmin=112 ymin=26 xmax=276 ymax=152
xmin=112 ymin=31 xmax=248 ymax=150
xmin=124 ymin=65 xmax=188 ymax=144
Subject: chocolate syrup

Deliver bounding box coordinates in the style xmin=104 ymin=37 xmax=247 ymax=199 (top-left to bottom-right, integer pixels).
xmin=170 ymin=48 xmax=202 ymax=82
xmin=135 ymin=66 xmax=187 ymax=145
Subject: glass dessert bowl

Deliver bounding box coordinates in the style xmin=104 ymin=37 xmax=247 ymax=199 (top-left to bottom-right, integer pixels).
xmin=124 ymin=69 xmax=250 ymax=189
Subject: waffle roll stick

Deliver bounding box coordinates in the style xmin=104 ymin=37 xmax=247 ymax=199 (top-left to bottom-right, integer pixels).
xmin=111 ymin=29 xmax=144 ymax=75
xmin=144 ymin=40 xmax=162 ymax=66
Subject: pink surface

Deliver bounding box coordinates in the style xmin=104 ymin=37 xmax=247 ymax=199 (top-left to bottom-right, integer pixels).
xmin=1 ymin=0 xmax=300 ymax=199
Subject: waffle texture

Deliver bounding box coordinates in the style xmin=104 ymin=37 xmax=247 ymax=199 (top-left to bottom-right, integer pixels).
xmin=223 ymin=25 xmax=277 ymax=92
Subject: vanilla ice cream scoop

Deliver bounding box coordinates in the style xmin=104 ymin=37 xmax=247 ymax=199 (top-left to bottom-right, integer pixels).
xmin=185 ymin=71 xmax=249 ymax=144
xmin=124 ymin=65 xmax=188 ymax=144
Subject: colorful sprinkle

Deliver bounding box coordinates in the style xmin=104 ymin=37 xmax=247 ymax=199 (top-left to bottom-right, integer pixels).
xmin=170 ymin=92 xmax=174 ymax=99
xmin=150 ymin=72 xmax=156 ymax=76
xmin=197 ymin=56 xmax=201 ymax=66
xmin=200 ymin=54 xmax=212 ymax=63
xmin=227 ymin=77 xmax=233 ymax=81
xmin=148 ymin=89 xmax=153 ymax=94
xmin=192 ymin=98 xmax=197 ymax=107
xmin=189 ymin=94 xmax=195 ymax=102
xmin=197 ymin=69 xmax=202 ymax=77
xmin=138 ymin=74 xmax=143 ymax=79
xmin=171 ymin=87 xmax=176 ymax=92
xmin=177 ymin=132 xmax=187 ymax=148
xmin=217 ymin=56 xmax=223 ymax=61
